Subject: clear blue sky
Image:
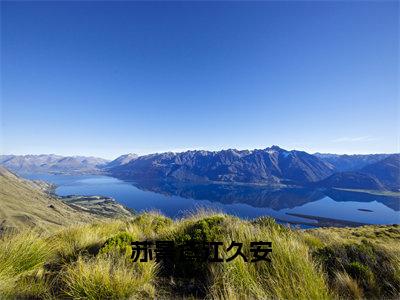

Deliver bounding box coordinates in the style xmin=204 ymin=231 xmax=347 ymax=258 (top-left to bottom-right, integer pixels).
xmin=1 ymin=1 xmax=398 ymax=159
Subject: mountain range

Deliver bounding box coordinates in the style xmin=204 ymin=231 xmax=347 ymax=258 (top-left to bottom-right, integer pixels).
xmin=317 ymin=154 xmax=400 ymax=191
xmin=1 ymin=147 xmax=399 ymax=191
xmin=109 ymin=146 xmax=334 ymax=185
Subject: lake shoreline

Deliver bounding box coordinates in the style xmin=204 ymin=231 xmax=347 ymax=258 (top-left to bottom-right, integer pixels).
xmin=21 ymin=173 xmax=400 ymax=227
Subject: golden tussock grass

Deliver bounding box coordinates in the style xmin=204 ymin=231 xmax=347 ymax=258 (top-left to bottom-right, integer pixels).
xmin=0 ymin=211 xmax=399 ymax=299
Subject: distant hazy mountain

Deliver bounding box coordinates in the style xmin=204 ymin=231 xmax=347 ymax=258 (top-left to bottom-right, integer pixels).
xmin=316 ymin=154 xmax=400 ymax=191
xmin=0 ymin=154 xmax=109 ymax=174
xmin=109 ymin=146 xmax=334 ymax=185
xmin=315 ymin=153 xmax=390 ymax=172
xmin=104 ymin=153 xmax=138 ymax=169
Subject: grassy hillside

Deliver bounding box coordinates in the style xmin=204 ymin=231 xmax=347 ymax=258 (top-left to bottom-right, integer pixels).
xmin=0 ymin=210 xmax=398 ymax=299
xmin=0 ymin=166 xmax=101 ymax=233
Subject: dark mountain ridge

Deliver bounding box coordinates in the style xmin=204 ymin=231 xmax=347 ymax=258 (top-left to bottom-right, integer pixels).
xmin=317 ymin=154 xmax=400 ymax=191
xmin=316 ymin=171 xmax=386 ymax=191
xmin=361 ymin=154 xmax=400 ymax=190
xmin=109 ymin=146 xmax=335 ymax=185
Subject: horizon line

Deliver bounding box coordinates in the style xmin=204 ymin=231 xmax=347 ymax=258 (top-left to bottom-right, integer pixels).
xmin=1 ymin=146 xmax=398 ymax=160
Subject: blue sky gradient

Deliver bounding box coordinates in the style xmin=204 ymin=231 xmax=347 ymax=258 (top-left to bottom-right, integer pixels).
xmin=1 ymin=1 xmax=399 ymax=159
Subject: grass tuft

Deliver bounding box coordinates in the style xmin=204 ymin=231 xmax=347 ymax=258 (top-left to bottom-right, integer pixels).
xmin=62 ymin=254 xmax=157 ymax=299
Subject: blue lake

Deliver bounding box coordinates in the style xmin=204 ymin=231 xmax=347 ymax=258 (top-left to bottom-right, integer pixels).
xmin=23 ymin=173 xmax=400 ymax=227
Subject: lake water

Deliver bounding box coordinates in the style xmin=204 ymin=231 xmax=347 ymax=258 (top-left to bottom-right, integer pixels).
xmin=23 ymin=173 xmax=400 ymax=227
